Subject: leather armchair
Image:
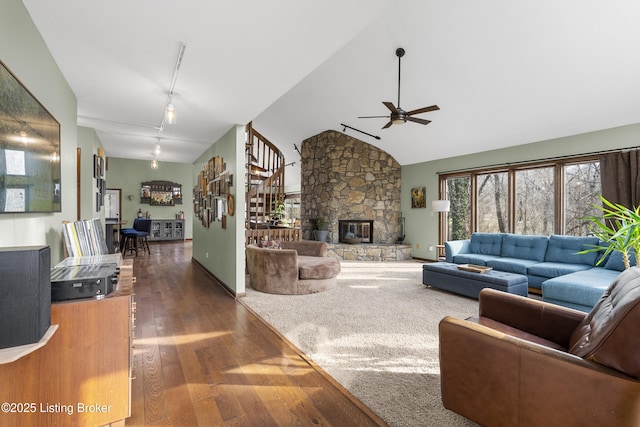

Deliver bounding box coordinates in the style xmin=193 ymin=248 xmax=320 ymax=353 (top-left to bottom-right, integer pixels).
xmin=439 ymin=267 xmax=640 ymax=427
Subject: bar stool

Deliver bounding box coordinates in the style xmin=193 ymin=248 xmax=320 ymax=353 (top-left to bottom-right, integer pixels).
xmin=134 ymin=219 xmax=151 ymax=255
xmin=121 ymin=218 xmax=151 ymax=256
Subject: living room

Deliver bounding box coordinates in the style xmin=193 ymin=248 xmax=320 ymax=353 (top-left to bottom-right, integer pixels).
xmin=2 ymin=1 xmax=640 ymax=426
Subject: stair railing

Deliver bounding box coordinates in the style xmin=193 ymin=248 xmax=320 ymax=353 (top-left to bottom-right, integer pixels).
xmin=245 ymin=123 xmax=298 ymax=244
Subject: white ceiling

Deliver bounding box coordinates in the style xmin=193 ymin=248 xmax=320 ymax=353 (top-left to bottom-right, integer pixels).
xmin=22 ymin=1 xmax=640 ymax=187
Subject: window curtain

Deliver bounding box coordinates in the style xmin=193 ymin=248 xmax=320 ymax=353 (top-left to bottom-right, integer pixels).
xmin=599 ymin=149 xmax=640 ymax=208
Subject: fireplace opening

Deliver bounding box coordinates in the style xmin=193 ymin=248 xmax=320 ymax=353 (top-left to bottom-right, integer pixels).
xmin=339 ymin=220 xmax=373 ymax=243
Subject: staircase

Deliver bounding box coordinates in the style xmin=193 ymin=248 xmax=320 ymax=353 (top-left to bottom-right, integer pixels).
xmin=245 ymin=122 xmax=300 ymax=244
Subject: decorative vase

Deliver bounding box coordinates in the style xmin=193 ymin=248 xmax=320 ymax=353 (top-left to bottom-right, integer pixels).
xmin=314 ymin=230 xmax=329 ymax=242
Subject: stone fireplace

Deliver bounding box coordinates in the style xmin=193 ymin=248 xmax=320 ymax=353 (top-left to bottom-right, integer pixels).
xmin=300 ymin=130 xmax=403 ymax=246
xmin=339 ymin=219 xmax=373 ymax=243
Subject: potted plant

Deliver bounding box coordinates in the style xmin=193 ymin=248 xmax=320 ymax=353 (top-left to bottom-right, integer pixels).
xmin=270 ymin=198 xmax=286 ymax=224
xmin=579 ymin=195 xmax=640 ymax=269
xmin=313 ymin=217 xmax=329 ymax=242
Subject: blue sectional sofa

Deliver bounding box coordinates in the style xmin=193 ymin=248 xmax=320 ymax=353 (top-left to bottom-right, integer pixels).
xmin=445 ymin=233 xmax=627 ymax=312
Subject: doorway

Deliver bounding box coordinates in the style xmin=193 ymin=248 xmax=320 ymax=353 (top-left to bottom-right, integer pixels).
xmin=105 ymin=188 xmax=122 ymax=221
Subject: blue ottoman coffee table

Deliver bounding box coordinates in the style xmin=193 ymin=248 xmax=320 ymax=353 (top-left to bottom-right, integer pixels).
xmin=422 ymin=262 xmax=528 ymax=298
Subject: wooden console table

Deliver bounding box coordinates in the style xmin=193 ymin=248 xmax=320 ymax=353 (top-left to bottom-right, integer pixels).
xmin=0 ymin=259 xmax=135 ymax=427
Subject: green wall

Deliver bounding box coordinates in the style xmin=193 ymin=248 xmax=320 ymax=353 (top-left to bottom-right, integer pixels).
xmin=0 ymin=0 xmax=78 ymax=264
xmin=192 ymin=125 xmax=246 ymax=295
xmin=402 ymin=123 xmax=640 ymax=260
xmin=77 ymin=127 xmax=105 ymax=222
xmin=106 ymin=157 xmax=193 ymax=238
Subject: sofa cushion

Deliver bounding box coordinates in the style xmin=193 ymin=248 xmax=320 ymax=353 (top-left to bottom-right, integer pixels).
xmin=281 ymin=240 xmax=328 ymax=257
xmin=604 ymin=250 xmax=637 ymax=272
xmin=542 ymin=268 xmax=619 ymax=310
xmin=452 ymin=253 xmax=501 ymax=266
xmin=469 ymin=233 xmax=503 ymax=256
xmin=568 ymin=267 xmax=640 ymax=378
xmin=298 ymin=256 xmax=341 ymax=280
xmin=258 ymin=239 xmax=282 ymax=249
xmin=528 ymin=262 xmax=592 ymax=279
xmin=544 ymin=234 xmax=599 ymax=265
xmin=500 ymin=234 xmax=548 ymax=261
xmin=486 ymin=257 xmax=540 ymax=275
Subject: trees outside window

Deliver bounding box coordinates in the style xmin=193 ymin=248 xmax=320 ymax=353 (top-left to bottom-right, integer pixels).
xmin=477 ymin=172 xmax=508 ymax=233
xmin=438 ymin=157 xmax=602 ymax=242
xmin=514 ymin=167 xmax=555 ymax=235
xmin=445 ymin=176 xmax=471 ymax=240
xmin=564 ymin=161 xmax=602 ymax=236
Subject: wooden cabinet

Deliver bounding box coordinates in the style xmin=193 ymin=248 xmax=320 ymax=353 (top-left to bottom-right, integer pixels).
xmin=149 ymin=219 xmax=184 ymax=241
xmin=0 ymin=259 xmax=135 ymax=427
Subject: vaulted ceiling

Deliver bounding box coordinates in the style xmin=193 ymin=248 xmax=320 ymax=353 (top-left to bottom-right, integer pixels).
xmin=22 ymin=1 xmax=640 ymax=187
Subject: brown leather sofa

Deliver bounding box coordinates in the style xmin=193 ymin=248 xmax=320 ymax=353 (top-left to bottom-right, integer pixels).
xmin=439 ymin=266 xmax=640 ymax=426
xmin=246 ymin=240 xmax=341 ymax=295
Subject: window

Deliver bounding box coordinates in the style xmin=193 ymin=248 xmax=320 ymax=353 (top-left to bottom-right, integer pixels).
xmin=476 ymin=172 xmax=509 ymax=233
xmin=284 ymin=194 xmax=301 ymax=227
xmin=514 ymin=167 xmax=554 ymax=235
xmin=438 ymin=157 xmax=602 ymax=242
xmin=445 ymin=176 xmax=471 ymax=240
xmin=564 ymin=161 xmax=602 ymax=236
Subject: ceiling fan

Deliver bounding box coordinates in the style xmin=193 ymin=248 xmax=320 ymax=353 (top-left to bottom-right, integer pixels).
xmin=359 ymin=47 xmax=439 ymax=129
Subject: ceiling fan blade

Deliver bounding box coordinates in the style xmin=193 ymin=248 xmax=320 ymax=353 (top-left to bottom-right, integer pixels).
xmin=406 ymin=105 xmax=440 ymax=116
xmin=383 ymin=102 xmax=398 ymax=113
xmin=358 ymin=115 xmax=390 ymax=119
xmin=382 ymin=121 xmax=393 ymax=129
xmin=406 ymin=116 xmax=432 ymax=125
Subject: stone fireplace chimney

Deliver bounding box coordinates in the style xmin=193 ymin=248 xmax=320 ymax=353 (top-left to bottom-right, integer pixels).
xmin=300 ymin=130 xmax=402 ymax=243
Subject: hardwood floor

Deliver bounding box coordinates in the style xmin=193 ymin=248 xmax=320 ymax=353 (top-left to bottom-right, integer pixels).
xmin=125 ymin=241 xmax=387 ymax=427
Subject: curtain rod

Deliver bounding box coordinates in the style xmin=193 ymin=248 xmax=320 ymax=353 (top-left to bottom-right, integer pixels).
xmin=437 ymin=146 xmax=640 ymax=175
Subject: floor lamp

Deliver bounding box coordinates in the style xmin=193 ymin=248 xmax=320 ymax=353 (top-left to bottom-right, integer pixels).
xmin=432 ymin=200 xmax=450 ymax=259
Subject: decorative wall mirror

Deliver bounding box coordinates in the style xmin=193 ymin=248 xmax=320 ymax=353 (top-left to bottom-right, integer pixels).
xmin=0 ymin=60 xmax=61 ymax=213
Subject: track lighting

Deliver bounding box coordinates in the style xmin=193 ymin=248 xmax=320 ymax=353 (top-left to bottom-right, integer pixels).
xmin=165 ymin=102 xmax=176 ymax=125
xmin=340 ymin=123 xmax=381 ymax=140
xmin=151 ymin=43 xmax=185 ymax=165
xmin=161 ymin=43 xmax=185 ymax=128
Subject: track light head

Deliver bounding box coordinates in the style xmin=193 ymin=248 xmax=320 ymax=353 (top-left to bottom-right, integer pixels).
xmin=165 ymin=103 xmax=176 ymax=124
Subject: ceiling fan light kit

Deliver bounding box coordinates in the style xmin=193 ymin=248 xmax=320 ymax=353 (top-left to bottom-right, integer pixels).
xmin=359 ymin=47 xmax=439 ymax=129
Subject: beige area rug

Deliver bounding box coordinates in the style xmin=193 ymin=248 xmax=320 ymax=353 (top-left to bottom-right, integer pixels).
xmin=242 ymin=260 xmax=480 ymax=427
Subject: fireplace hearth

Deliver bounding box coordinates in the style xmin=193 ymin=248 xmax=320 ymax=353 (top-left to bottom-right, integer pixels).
xmin=339 ymin=220 xmax=373 ymax=243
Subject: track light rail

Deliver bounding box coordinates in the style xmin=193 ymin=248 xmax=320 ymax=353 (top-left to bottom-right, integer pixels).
xmin=340 ymin=123 xmax=381 ymax=140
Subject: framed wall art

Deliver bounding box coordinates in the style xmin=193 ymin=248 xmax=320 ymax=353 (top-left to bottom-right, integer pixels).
xmin=411 ymin=187 xmax=426 ymax=208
